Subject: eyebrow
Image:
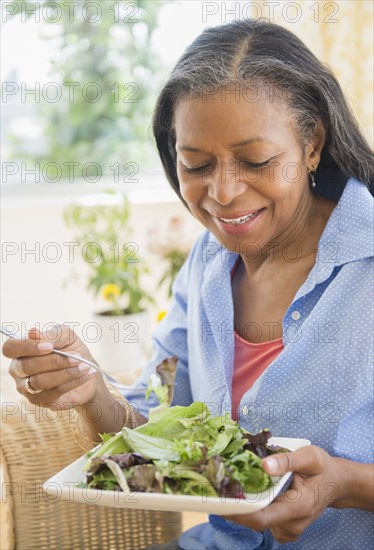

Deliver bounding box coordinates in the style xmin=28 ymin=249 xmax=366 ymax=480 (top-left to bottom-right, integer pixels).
xmin=177 ymin=137 xmax=271 ymax=152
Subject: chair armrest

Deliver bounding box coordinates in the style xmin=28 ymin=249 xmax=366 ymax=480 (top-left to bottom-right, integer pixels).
xmin=1 ymin=378 xmax=181 ymax=550
xmin=0 ymin=445 xmax=15 ymax=550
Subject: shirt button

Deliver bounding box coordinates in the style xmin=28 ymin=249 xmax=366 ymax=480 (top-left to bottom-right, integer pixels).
xmin=291 ymin=310 xmax=301 ymax=320
xmin=242 ymin=405 xmax=248 ymax=416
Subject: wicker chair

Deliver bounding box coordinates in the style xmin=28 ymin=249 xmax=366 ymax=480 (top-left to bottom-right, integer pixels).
xmin=0 ymin=374 xmax=181 ymax=550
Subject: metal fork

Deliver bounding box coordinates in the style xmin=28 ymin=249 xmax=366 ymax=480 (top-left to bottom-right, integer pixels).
xmin=0 ymin=327 xmax=147 ymax=392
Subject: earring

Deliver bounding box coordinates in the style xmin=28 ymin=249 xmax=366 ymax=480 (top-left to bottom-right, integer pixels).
xmin=308 ymin=168 xmax=316 ymax=189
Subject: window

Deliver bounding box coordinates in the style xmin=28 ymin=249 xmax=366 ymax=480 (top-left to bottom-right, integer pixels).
xmin=1 ymin=0 xmax=229 ymax=192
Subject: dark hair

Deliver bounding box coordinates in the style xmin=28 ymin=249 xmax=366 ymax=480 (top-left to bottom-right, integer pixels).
xmin=152 ymin=19 xmax=373 ymax=203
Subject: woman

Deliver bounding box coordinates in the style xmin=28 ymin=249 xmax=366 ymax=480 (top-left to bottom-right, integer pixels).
xmin=4 ymin=19 xmax=373 ymax=549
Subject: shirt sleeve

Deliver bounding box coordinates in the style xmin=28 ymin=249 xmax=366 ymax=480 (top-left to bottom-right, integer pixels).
xmin=116 ymin=232 xmax=207 ymax=418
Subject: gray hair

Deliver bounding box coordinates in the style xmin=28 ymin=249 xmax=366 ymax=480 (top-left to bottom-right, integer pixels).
xmin=152 ymin=19 xmax=373 ymax=203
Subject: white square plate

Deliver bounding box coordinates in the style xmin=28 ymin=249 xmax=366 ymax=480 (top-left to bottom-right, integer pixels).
xmin=43 ymin=437 xmax=310 ymax=515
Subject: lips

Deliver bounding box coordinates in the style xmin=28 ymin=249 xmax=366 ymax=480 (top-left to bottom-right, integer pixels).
xmin=219 ymin=210 xmax=262 ymax=225
xmin=214 ymin=208 xmax=264 ymax=224
xmin=212 ymin=208 xmax=266 ymax=236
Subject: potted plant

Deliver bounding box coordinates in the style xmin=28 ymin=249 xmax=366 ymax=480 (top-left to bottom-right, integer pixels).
xmin=64 ymin=191 xmax=153 ymax=374
xmin=146 ymin=216 xmax=203 ymax=297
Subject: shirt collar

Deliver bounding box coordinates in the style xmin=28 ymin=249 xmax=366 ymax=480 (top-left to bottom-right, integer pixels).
xmin=292 ymin=177 xmax=373 ymax=298
xmin=313 ymin=177 xmax=373 ymax=283
xmin=204 ymin=177 xmax=373 ymax=290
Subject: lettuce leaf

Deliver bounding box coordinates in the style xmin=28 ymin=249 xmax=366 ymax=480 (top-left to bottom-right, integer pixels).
xmin=227 ymin=450 xmax=272 ymax=492
xmin=122 ymin=427 xmax=180 ymax=461
xmin=83 ymin=431 xmax=129 ymax=472
xmin=145 ymin=356 xmax=177 ymax=411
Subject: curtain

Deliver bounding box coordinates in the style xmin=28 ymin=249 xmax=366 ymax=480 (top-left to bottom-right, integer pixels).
xmin=257 ymin=0 xmax=373 ymax=145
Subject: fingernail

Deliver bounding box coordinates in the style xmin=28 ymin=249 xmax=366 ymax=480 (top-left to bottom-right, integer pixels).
xmin=77 ymin=362 xmax=91 ymax=373
xmin=38 ymin=342 xmax=54 ymax=351
xmin=78 ymin=363 xmax=96 ymax=376
xmin=263 ymin=457 xmax=278 ymax=473
xmin=86 ymin=367 xmax=97 ymax=376
xmin=68 ymin=354 xmax=82 ymax=364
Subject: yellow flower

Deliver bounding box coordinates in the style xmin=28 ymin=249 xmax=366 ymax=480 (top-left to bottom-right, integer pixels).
xmin=101 ymin=283 xmax=121 ymax=301
xmin=156 ymin=310 xmax=167 ymax=323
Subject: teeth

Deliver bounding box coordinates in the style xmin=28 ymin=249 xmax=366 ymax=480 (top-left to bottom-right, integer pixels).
xmin=220 ymin=212 xmax=258 ymax=225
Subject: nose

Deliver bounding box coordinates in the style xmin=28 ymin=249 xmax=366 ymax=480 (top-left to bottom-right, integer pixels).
xmin=206 ymin=161 xmax=247 ymax=205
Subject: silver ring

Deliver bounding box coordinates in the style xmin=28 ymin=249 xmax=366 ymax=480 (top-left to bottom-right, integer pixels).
xmin=25 ymin=376 xmax=43 ymax=395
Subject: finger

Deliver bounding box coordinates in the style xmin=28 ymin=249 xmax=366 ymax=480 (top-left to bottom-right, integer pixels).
xmin=223 ymin=486 xmax=309 ymax=531
xmin=25 ymin=363 xmax=97 ymax=392
xmin=3 ymin=326 xmax=63 ymax=360
xmin=3 ymin=335 xmax=54 ymax=360
xmin=28 ymin=327 xmax=44 ymax=342
xmin=35 ymin=324 xmax=78 ymax=350
xmin=261 ymin=446 xmax=326 ymax=477
xmin=20 ymin=369 xmax=98 ymax=406
xmin=10 ymin=352 xmax=82 ymax=379
xmin=30 ymin=325 xmax=85 ymax=362
xmin=5 ymin=325 xmax=78 ymax=358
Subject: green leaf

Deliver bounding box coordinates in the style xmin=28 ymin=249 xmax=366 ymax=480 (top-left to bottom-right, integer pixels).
xmin=122 ymin=427 xmax=180 ymax=461
xmin=83 ymin=432 xmax=128 ymax=471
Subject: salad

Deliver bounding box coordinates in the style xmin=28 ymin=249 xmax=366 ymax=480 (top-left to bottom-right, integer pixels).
xmin=81 ymin=358 xmax=288 ymax=498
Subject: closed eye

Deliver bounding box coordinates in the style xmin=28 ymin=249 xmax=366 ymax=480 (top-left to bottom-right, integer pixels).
xmin=240 ymin=160 xmax=271 ymax=169
xmin=182 ymin=159 xmax=271 ymax=174
xmin=182 ymin=164 xmax=212 ymax=174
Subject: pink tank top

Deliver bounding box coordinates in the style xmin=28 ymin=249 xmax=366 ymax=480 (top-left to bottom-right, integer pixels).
xmin=231 ymin=333 xmax=284 ymax=420
xmin=231 ymin=258 xmax=284 ymax=420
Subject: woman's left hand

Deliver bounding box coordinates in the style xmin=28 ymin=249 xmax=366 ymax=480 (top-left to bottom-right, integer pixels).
xmin=224 ymin=445 xmax=346 ymax=544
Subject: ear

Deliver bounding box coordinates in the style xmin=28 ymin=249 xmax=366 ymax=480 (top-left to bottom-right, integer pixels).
xmin=305 ymin=120 xmax=326 ymax=170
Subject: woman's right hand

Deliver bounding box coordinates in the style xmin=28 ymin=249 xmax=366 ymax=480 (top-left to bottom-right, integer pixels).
xmin=3 ymin=325 xmax=105 ymax=410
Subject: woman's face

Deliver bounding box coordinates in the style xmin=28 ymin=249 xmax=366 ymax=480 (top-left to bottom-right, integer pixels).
xmin=174 ymin=89 xmax=322 ymax=255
